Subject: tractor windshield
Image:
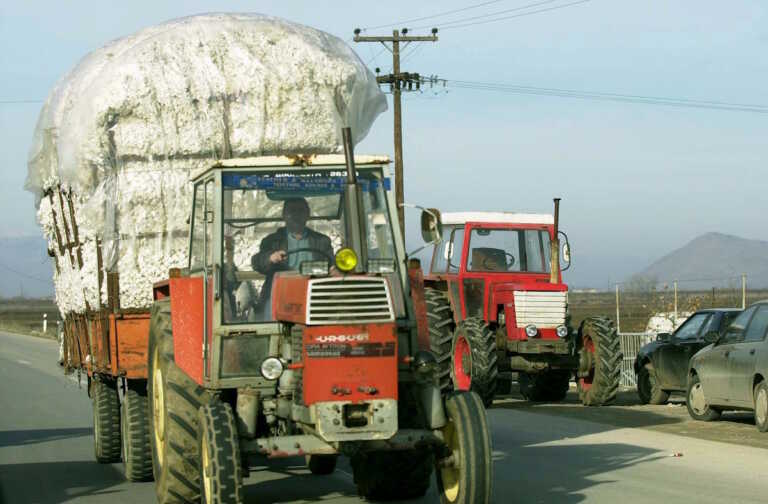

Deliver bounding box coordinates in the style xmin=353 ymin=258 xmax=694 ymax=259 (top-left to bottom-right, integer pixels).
xmin=219 ymin=168 xmax=397 ymax=323
xmin=466 ymin=228 xmax=551 ymax=273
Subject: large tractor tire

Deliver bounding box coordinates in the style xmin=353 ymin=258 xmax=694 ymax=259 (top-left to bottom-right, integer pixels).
xmin=148 ymin=300 xmax=212 ymax=504
xmin=351 ymin=449 xmax=433 ymax=500
xmin=199 ymin=401 xmax=243 ymax=504
xmin=636 ymin=366 xmax=669 ymax=405
xmin=519 ymin=370 xmax=570 ymax=402
xmin=92 ymin=377 xmax=122 ymax=463
xmin=576 ymin=316 xmax=622 ymax=406
xmin=122 ymin=380 xmax=153 ymax=481
xmin=451 ymin=318 xmax=498 ymax=407
xmin=436 ymin=391 xmax=493 ymax=504
xmin=425 ymin=288 xmax=455 ymax=393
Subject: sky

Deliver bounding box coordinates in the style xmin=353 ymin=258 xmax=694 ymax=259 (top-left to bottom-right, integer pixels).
xmin=0 ymin=0 xmax=766 ymax=289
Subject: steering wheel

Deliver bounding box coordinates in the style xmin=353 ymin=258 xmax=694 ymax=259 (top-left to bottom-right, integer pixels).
xmin=284 ymin=247 xmax=334 ymax=263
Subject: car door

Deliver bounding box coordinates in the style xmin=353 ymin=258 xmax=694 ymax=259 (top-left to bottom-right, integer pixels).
xmin=655 ymin=312 xmax=712 ymax=390
xmin=700 ymin=306 xmax=756 ymax=404
xmin=727 ymin=306 xmax=768 ymax=407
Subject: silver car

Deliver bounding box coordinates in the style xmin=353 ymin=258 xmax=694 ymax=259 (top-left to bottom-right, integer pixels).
xmin=687 ymin=300 xmax=768 ymax=432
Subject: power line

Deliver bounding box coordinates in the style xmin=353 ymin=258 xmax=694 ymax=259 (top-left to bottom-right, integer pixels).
xmin=0 ymin=99 xmax=44 ymax=104
xmin=431 ymin=78 xmax=768 ymax=113
xmin=433 ymin=0 xmax=591 ymax=30
xmin=0 ymin=262 xmax=52 ymax=284
xmin=362 ymin=0 xmax=509 ymax=31
xmin=411 ymin=0 xmax=562 ymax=30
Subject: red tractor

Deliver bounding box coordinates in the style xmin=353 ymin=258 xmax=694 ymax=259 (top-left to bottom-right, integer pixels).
xmin=111 ymin=129 xmax=493 ymax=503
xmin=420 ymin=200 xmax=621 ymax=407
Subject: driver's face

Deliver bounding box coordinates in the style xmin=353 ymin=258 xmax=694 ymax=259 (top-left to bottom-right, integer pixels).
xmin=284 ymin=202 xmax=309 ymax=234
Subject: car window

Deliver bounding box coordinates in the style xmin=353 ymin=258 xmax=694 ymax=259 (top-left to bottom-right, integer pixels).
xmin=718 ymin=311 xmax=742 ymax=332
xmin=744 ymin=306 xmax=768 ymax=342
xmin=701 ymin=313 xmax=721 ymax=336
xmin=722 ymin=306 xmax=758 ymax=343
xmin=674 ymin=313 xmax=711 ymax=340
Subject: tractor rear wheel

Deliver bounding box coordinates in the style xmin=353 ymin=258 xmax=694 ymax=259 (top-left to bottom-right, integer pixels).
xmin=451 ymin=318 xmax=498 ymax=407
xmin=519 ymin=370 xmax=570 ymax=402
xmin=436 ymin=391 xmax=493 ymax=504
xmin=199 ymin=401 xmax=243 ymax=504
xmin=425 ymin=288 xmax=455 ymax=393
xmin=576 ymin=316 xmax=622 ymax=406
xmin=92 ymin=377 xmax=121 ymax=463
xmin=306 ymin=454 xmax=337 ymax=475
xmin=148 ymin=300 xmax=212 ymax=504
xmin=122 ymin=380 xmax=153 ymax=481
xmin=351 ymin=449 xmax=433 ymax=500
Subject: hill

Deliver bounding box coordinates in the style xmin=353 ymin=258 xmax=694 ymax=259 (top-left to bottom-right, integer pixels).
xmin=636 ymin=232 xmax=768 ymax=289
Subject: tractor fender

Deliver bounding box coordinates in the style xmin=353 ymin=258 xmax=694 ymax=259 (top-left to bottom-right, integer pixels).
xmin=418 ymin=383 xmax=447 ymax=429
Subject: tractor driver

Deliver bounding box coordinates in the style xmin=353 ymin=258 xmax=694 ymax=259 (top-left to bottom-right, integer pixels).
xmin=251 ymin=197 xmax=333 ymax=320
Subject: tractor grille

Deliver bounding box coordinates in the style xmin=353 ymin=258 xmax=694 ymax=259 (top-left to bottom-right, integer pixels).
xmin=513 ymin=291 xmax=567 ymax=328
xmin=307 ymin=277 xmax=394 ymax=325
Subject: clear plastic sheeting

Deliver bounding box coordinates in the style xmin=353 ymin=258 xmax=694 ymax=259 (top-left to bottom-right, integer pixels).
xmin=25 ymin=13 xmax=386 ymax=316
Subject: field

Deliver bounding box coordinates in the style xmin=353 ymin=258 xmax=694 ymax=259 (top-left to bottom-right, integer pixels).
xmin=0 ymin=298 xmax=59 ymax=338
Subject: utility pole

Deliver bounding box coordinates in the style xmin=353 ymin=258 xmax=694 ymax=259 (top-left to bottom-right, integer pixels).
xmin=354 ymin=28 xmax=438 ymax=239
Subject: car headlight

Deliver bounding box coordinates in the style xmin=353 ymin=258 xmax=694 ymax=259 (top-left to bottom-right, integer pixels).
xmin=367 ymin=258 xmax=395 ymax=274
xmin=525 ymin=324 xmax=538 ymax=338
xmin=299 ymin=260 xmax=329 ymax=276
xmin=335 ymin=248 xmax=358 ymax=272
xmin=556 ymin=325 xmax=569 ymax=338
xmin=260 ymin=357 xmax=284 ymax=380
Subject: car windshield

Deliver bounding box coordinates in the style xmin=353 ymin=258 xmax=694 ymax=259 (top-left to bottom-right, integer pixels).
xmin=219 ymin=168 xmax=397 ymax=324
xmin=466 ymin=228 xmax=551 ymax=272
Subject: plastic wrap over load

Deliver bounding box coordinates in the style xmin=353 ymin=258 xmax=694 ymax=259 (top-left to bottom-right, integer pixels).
xmin=25 ymin=13 xmax=387 ymax=315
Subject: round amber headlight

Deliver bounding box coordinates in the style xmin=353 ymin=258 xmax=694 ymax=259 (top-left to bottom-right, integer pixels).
xmin=335 ymin=248 xmax=358 ymax=272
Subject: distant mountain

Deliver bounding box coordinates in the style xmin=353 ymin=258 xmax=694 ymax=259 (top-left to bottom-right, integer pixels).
xmin=0 ymin=236 xmax=54 ymax=298
xmin=636 ymin=232 xmax=768 ymax=289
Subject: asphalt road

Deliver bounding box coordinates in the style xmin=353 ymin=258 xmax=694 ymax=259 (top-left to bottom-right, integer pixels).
xmin=1 ymin=330 xmax=767 ymax=504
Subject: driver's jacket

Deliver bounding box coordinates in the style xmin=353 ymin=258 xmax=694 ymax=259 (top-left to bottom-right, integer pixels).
xmin=251 ymin=227 xmax=333 ymax=306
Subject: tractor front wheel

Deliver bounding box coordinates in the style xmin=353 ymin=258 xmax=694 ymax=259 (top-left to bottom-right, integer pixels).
xmin=519 ymin=370 xmax=570 ymax=402
xmin=306 ymin=454 xmax=337 ymax=475
xmin=451 ymin=318 xmax=498 ymax=407
xmin=148 ymin=300 xmax=212 ymax=504
xmin=351 ymin=449 xmax=433 ymax=500
xmin=199 ymin=401 xmax=243 ymax=504
xmin=576 ymin=316 xmax=622 ymax=406
xmin=436 ymin=391 xmax=493 ymax=504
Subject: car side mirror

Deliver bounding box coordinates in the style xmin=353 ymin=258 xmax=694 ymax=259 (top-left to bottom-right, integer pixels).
xmin=656 ymin=332 xmax=671 ymax=342
xmin=703 ymin=331 xmax=720 ymax=344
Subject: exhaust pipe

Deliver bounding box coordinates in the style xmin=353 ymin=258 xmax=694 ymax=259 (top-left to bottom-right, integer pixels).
xmin=341 ymin=127 xmax=367 ymax=272
xmin=550 ymin=198 xmax=561 ymax=284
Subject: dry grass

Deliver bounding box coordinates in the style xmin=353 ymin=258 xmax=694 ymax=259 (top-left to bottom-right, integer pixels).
xmin=0 ymin=298 xmax=59 ymax=338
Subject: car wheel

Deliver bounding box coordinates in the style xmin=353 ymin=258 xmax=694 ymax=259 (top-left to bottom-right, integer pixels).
xmin=686 ymin=374 xmax=721 ymax=422
xmin=753 ymin=382 xmax=768 ymax=433
xmin=637 ymin=366 xmax=669 ymax=405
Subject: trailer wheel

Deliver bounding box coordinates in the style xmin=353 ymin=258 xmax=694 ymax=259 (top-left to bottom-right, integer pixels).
xmin=519 ymin=370 xmax=570 ymax=402
xmin=436 ymin=391 xmax=493 ymax=504
xmin=148 ymin=300 xmax=212 ymax=504
xmin=92 ymin=377 xmax=121 ymax=463
xmin=576 ymin=316 xmax=622 ymax=406
xmin=351 ymin=449 xmax=433 ymax=500
xmin=122 ymin=380 xmax=153 ymax=481
xmin=451 ymin=318 xmax=498 ymax=407
xmin=426 ymin=288 xmax=455 ymax=393
xmin=306 ymin=455 xmax=337 ymax=475
xmin=199 ymin=401 xmax=243 ymax=504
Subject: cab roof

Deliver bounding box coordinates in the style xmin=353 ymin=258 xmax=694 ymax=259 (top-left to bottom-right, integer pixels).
xmin=191 ymin=154 xmax=391 ymax=181
xmin=441 ymin=212 xmax=554 ymax=226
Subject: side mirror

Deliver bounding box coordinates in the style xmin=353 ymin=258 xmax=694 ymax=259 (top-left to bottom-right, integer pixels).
xmin=420 ymin=208 xmax=443 ymax=244
xmin=558 ymin=231 xmax=571 ymax=271
xmin=656 ymin=332 xmax=672 ymax=342
xmin=703 ymin=331 xmax=720 ymax=344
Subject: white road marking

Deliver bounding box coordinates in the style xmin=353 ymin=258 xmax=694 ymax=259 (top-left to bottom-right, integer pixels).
xmin=17 ymin=359 xmax=31 ymax=365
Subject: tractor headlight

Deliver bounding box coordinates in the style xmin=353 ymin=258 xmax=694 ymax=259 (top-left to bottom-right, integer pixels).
xmin=367 ymin=258 xmax=395 ymax=274
xmin=335 ymin=248 xmax=358 ymax=272
xmin=260 ymin=357 xmax=284 ymax=380
xmin=556 ymin=325 xmax=569 ymax=338
xmin=525 ymin=324 xmax=538 ymax=338
xmin=299 ymin=260 xmax=329 ymax=277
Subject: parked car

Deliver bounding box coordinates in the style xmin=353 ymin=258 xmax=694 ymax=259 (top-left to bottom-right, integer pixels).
xmin=634 ymin=308 xmax=742 ymax=404
xmin=687 ymin=301 xmax=768 ymax=431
